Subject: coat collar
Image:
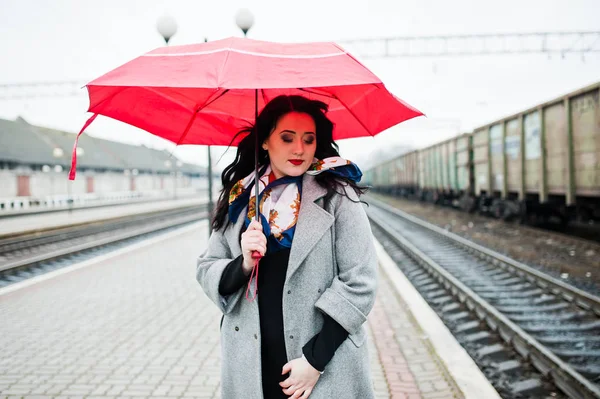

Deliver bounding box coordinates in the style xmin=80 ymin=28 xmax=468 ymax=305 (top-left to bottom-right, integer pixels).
xmin=225 ymin=205 xmax=246 ymax=258
xmin=286 ymin=173 xmax=334 ymax=281
xmin=225 ymin=173 xmax=334 ymax=281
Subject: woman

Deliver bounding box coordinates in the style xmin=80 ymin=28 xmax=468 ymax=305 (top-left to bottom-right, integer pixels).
xmin=196 ymin=95 xmax=378 ymax=399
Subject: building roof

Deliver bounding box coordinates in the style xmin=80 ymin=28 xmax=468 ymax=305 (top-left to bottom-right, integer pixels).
xmin=0 ymin=117 xmax=205 ymax=176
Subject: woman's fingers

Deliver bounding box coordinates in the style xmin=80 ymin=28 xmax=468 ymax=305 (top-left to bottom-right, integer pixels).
xmin=242 ymin=232 xmax=266 ymax=247
xmin=247 ymin=244 xmax=266 ymax=255
xmin=247 ymin=220 xmax=262 ymax=231
xmin=244 ymin=235 xmax=267 ymax=247
xmin=300 ymin=388 xmax=312 ymax=398
xmin=282 ymin=385 xmax=298 ymax=396
xmin=290 ymin=388 xmax=305 ymax=399
xmin=279 ymin=375 xmax=292 ymax=387
xmin=246 ymin=246 xmax=265 ymax=255
xmin=240 ymin=221 xmax=268 ymax=269
xmin=279 ymin=379 xmax=294 ymax=391
xmin=241 ymin=229 xmax=267 ymax=256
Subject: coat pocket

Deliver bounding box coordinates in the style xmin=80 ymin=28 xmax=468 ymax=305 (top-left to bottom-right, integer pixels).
xmin=348 ymin=326 xmax=366 ymax=347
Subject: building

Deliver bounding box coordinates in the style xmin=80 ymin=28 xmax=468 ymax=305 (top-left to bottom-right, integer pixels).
xmin=0 ymin=116 xmax=208 ymax=202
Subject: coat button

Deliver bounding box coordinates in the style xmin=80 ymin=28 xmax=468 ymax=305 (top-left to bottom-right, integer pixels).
xmin=254 ymin=334 xmax=258 ymax=340
xmin=235 ymin=326 xmax=239 ymax=331
xmin=290 ymin=335 xmax=294 ymax=339
xmin=287 ymin=290 xmax=291 ymax=294
xmin=318 ymin=289 xmax=322 ymax=293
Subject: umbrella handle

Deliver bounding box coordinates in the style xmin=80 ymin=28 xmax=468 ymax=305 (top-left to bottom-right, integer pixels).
xmin=245 ymin=251 xmax=263 ymax=302
xmin=246 ymin=89 xmax=262 ymax=302
xmin=253 ymin=89 xmax=260 ymax=223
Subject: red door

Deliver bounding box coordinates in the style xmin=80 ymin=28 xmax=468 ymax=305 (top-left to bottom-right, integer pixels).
xmin=86 ymin=176 xmax=94 ymax=193
xmin=17 ymin=175 xmax=31 ymax=196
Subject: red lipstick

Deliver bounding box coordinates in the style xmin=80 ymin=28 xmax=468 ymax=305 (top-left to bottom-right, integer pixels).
xmin=289 ymin=159 xmax=303 ymax=166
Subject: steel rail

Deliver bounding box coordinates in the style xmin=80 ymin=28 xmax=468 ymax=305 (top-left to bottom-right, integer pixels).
xmin=368 ymin=196 xmax=600 ymax=317
xmin=0 ymin=208 xmax=206 ymax=273
xmin=368 ymin=200 xmax=600 ymax=399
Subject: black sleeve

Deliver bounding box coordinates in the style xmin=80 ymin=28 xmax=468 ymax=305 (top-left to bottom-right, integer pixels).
xmin=218 ymin=255 xmax=251 ymax=296
xmin=302 ymin=314 xmax=349 ymax=372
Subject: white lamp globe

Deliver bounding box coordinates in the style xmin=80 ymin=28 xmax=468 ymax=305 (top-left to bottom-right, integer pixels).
xmin=235 ymin=9 xmax=254 ymax=36
xmin=157 ymin=15 xmax=178 ymax=44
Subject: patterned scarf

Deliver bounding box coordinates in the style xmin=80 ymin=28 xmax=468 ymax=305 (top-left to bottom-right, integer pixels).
xmin=228 ymin=156 xmax=362 ymax=254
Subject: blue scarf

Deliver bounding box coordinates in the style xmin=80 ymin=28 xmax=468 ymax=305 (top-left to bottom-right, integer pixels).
xmin=228 ymin=157 xmax=362 ymax=254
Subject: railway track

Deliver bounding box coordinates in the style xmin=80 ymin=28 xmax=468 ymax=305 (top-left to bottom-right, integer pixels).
xmin=369 ymin=193 xmax=600 ymax=297
xmin=0 ymin=204 xmax=207 ymax=287
xmin=367 ymin=197 xmax=600 ymax=399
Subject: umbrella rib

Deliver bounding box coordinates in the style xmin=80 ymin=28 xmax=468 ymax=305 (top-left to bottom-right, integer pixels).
xmin=331 ymin=93 xmax=375 ymax=137
xmin=91 ymin=85 xmax=200 ymax=116
xmin=196 ymin=89 xmax=230 ymax=112
xmin=298 ymin=88 xmax=337 ymax=100
xmin=88 ymin=85 xmax=130 ymax=113
xmin=174 ymin=89 xmax=230 ymax=146
xmin=330 ymin=42 xmax=375 ymax=78
xmin=216 ymin=37 xmax=235 ymax=88
xmin=300 ymin=87 xmax=377 ymax=136
xmin=142 ymin=87 xmax=199 ymax=112
xmin=261 ymin=89 xmax=268 ymax=109
xmin=144 ymin=48 xmax=346 ymax=59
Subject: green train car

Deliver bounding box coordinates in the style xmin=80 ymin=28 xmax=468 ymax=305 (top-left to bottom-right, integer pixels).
xmin=417 ymin=133 xmax=473 ymax=207
xmin=364 ymin=81 xmax=600 ymax=224
xmin=364 ymin=150 xmax=419 ymax=197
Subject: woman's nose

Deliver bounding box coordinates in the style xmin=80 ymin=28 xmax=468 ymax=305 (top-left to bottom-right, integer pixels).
xmin=293 ymin=140 xmax=304 ymax=154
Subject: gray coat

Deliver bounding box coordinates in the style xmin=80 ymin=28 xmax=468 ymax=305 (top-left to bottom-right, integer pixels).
xmin=196 ymin=173 xmax=378 ymax=399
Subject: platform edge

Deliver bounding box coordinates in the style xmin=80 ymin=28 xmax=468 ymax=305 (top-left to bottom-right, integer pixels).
xmin=0 ymin=220 xmax=207 ymax=297
xmin=373 ymin=236 xmax=502 ymax=399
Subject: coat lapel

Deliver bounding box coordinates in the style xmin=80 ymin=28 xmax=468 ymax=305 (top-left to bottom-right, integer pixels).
xmin=225 ymin=206 xmax=247 ymax=258
xmin=286 ymin=174 xmax=334 ymax=282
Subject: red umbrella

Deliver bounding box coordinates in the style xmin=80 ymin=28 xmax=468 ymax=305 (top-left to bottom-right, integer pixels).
xmin=69 ymin=36 xmax=424 ymax=301
xmin=69 ymin=36 xmax=423 ymax=181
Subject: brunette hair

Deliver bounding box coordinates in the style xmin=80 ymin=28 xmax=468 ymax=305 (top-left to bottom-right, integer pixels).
xmin=212 ymin=94 xmax=368 ymax=231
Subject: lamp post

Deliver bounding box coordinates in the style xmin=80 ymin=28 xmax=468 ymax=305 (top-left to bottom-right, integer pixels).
xmin=48 ymin=147 xmax=64 ymax=198
xmin=164 ymin=160 xmax=180 ymax=200
xmin=203 ymin=37 xmax=215 ymax=236
xmin=154 ymin=13 xmax=254 ymax=234
xmin=157 ymin=16 xmax=179 ymax=202
xmin=175 ymin=160 xmax=182 ymax=199
xmin=199 ymin=11 xmax=254 ymax=235
xmin=164 ymin=160 xmax=171 ymax=198
xmin=205 ymin=9 xmax=254 ymax=235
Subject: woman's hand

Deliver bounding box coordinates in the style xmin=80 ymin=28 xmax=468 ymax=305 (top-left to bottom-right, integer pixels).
xmin=240 ymin=220 xmax=266 ymax=275
xmin=279 ymin=356 xmax=321 ymax=398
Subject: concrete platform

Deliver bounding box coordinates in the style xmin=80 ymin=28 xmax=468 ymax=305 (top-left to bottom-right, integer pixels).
xmin=0 ymin=196 xmax=207 ymax=238
xmin=373 ymin=239 xmax=501 ymax=399
xmin=0 ymin=220 xmax=499 ymax=399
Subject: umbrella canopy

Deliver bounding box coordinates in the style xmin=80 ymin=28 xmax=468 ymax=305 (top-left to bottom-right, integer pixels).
xmin=69 ymin=36 xmax=423 ymax=179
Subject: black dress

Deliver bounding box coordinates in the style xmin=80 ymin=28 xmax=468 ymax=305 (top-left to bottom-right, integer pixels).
xmin=219 ymin=244 xmax=348 ymax=398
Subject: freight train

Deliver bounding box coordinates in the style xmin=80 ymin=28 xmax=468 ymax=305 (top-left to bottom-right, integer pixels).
xmin=363 ymin=81 xmax=600 ymax=225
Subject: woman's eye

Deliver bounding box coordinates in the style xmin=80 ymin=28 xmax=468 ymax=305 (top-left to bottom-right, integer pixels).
xmin=282 ymin=137 xmax=293 ymax=143
xmin=304 ymin=138 xmax=315 ymax=145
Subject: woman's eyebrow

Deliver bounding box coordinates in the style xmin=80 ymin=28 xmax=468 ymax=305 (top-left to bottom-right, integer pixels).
xmin=279 ymin=130 xmax=316 ymax=135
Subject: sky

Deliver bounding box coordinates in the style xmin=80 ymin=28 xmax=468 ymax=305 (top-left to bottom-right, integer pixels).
xmin=1 ymin=0 xmax=599 ymax=171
